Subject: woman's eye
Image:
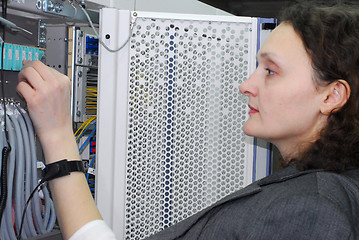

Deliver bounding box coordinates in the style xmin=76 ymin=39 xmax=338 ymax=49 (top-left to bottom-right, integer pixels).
xmin=265 ymin=68 xmax=275 ymax=76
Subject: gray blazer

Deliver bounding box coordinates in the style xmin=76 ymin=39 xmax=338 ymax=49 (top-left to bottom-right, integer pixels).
xmin=146 ymin=164 xmax=359 ymax=240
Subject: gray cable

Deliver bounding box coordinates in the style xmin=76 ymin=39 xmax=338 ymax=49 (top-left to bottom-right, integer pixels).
xmin=20 ymin=107 xmax=46 ymax=233
xmin=11 ymin=106 xmax=38 ymax=236
xmin=43 ymin=186 xmax=52 ymax=231
xmin=0 ymin=110 xmax=3 ymax=240
xmin=15 ymin=106 xmax=41 ymax=235
xmin=77 ymin=1 xmax=134 ymax=53
xmin=21 ymin=109 xmax=45 ymax=233
xmin=8 ymin=107 xmax=29 ymax=239
xmin=0 ymin=102 xmax=57 ymax=239
xmin=20 ymin=107 xmax=56 ymax=233
xmin=0 ymin=110 xmax=10 ymax=240
xmin=42 ymin=186 xmax=56 ymax=231
xmin=0 ymin=16 xmax=32 ymax=35
xmin=3 ymin=111 xmax=17 ymax=239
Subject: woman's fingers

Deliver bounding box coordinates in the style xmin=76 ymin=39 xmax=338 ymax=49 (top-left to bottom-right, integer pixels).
xmin=16 ymin=80 xmax=35 ymax=101
xmin=17 ymin=60 xmax=73 ymax=140
xmin=18 ymin=64 xmax=45 ymax=91
xmin=20 ymin=60 xmax=57 ymax=82
xmin=18 ymin=60 xmax=71 ymax=103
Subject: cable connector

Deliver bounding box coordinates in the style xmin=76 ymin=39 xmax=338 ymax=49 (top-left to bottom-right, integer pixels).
xmin=0 ymin=17 xmax=32 ymax=35
xmin=79 ymin=0 xmax=86 ymax=9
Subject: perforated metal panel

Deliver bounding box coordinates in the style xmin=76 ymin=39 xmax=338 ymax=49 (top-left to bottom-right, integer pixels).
xmin=97 ymin=10 xmax=257 ymax=240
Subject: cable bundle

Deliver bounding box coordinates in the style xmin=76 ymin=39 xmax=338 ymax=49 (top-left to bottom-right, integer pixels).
xmin=75 ymin=116 xmax=96 ymax=195
xmin=85 ymin=85 xmax=97 ymax=115
xmin=75 ymin=116 xmax=96 ymax=144
xmin=0 ymin=100 xmax=56 ymax=239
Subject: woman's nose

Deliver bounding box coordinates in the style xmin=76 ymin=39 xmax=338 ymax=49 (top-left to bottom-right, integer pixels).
xmin=239 ymin=80 xmax=249 ymax=96
xmin=239 ymin=73 xmax=257 ymax=97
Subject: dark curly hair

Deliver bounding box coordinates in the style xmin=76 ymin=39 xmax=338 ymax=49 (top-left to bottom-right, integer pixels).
xmin=280 ymin=3 xmax=359 ymax=172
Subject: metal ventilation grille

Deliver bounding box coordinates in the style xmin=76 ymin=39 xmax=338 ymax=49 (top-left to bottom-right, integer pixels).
xmin=125 ymin=15 xmax=255 ymax=239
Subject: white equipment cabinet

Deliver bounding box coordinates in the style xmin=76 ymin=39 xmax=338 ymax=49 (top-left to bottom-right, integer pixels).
xmin=96 ymin=8 xmax=271 ymax=239
xmin=85 ymin=0 xmax=232 ymax=15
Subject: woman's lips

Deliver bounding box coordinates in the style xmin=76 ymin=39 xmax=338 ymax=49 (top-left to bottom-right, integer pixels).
xmin=248 ymin=105 xmax=259 ymax=114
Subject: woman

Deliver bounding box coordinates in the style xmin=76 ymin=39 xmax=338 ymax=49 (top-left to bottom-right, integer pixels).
xmin=17 ymin=2 xmax=359 ymax=240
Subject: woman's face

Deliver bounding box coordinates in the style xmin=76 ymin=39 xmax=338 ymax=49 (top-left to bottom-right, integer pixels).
xmin=239 ymin=23 xmax=327 ymax=158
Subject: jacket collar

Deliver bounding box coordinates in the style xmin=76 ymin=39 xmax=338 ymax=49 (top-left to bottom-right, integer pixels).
xmin=210 ymin=164 xmax=324 ymax=208
xmin=257 ymin=164 xmax=324 ymax=187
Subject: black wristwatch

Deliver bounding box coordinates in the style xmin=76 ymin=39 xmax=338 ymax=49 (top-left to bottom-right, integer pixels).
xmin=42 ymin=159 xmax=85 ymax=182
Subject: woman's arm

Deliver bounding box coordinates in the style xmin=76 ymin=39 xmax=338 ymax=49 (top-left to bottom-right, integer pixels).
xmin=17 ymin=60 xmax=102 ymax=239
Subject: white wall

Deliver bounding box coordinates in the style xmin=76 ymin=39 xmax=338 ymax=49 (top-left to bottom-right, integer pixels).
xmin=86 ymin=0 xmax=231 ymax=15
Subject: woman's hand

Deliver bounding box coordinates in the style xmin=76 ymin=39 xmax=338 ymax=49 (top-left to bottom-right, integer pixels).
xmin=17 ymin=60 xmax=72 ymax=139
xmin=17 ymin=60 xmax=77 ymax=163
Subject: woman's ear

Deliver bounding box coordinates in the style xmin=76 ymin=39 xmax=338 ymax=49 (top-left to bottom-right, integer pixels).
xmin=321 ymin=80 xmax=351 ymax=115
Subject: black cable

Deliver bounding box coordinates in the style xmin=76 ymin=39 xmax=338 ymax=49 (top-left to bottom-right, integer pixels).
xmin=0 ymin=146 xmax=10 ymax=225
xmin=1 ymin=0 xmax=8 ymax=138
xmin=1 ymin=0 xmax=7 ymax=132
xmin=16 ymin=180 xmax=46 ymax=240
xmin=0 ymin=0 xmax=10 ymax=233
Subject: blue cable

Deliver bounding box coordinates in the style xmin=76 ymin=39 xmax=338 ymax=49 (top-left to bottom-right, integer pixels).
xmin=76 ymin=121 xmax=96 ymax=144
xmin=76 ymin=121 xmax=97 ymax=194
xmin=78 ymin=124 xmax=96 ymax=153
xmin=86 ymin=155 xmax=96 ymax=183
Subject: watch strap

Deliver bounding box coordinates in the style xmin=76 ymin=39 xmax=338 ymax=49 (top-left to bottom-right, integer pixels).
xmin=42 ymin=160 xmax=85 ymax=182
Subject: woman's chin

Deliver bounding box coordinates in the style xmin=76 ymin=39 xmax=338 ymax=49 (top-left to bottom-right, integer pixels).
xmin=242 ymin=124 xmax=256 ymax=137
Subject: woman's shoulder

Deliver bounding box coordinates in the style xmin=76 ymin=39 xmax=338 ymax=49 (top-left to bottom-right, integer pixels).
xmin=267 ymin=167 xmax=359 ymax=213
xmin=315 ymin=168 xmax=359 ymax=203
xmin=258 ymin=165 xmax=359 ymax=203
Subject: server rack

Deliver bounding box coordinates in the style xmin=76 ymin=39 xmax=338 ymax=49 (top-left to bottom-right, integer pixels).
xmin=0 ymin=1 xmax=100 ymax=239
xmin=96 ymin=8 xmax=275 ymax=239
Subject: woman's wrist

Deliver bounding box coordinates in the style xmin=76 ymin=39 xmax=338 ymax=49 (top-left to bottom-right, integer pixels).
xmin=39 ymin=128 xmax=81 ymax=164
